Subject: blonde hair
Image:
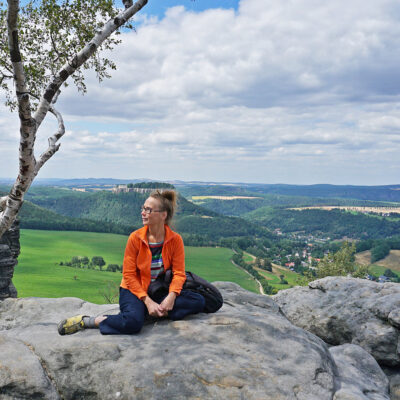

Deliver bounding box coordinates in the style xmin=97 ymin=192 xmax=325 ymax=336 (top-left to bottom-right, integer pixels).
xmin=149 ymin=189 xmax=177 ymax=225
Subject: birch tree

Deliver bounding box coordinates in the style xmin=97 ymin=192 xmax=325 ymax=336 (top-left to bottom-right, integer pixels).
xmin=0 ymin=0 xmax=148 ymax=238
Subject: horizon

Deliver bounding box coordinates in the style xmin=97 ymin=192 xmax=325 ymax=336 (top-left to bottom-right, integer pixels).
xmin=1 ymin=176 xmax=400 ymax=188
xmin=1 ymin=0 xmax=400 ymax=185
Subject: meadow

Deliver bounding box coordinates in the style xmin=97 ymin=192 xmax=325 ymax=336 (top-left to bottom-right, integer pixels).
xmin=255 ymin=264 xmax=301 ymax=290
xmin=14 ymin=229 xmax=258 ymax=304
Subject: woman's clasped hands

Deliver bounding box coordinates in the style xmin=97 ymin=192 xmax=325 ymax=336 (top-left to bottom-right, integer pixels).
xmin=143 ymin=292 xmax=177 ymax=318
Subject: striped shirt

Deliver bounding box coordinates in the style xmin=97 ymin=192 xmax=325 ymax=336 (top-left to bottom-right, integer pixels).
xmin=149 ymin=241 xmax=164 ymax=282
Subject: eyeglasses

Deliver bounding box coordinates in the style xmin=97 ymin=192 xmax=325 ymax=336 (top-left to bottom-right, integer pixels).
xmin=141 ymin=206 xmax=164 ymax=214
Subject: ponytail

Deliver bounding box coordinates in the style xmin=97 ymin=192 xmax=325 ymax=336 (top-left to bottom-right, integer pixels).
xmin=150 ymin=189 xmax=177 ymax=225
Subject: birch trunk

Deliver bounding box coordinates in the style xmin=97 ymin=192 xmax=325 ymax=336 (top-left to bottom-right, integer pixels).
xmin=0 ymin=0 xmax=37 ymax=237
xmin=0 ymin=0 xmax=148 ymax=239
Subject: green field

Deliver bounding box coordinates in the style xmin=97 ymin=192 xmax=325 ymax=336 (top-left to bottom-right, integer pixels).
xmin=185 ymin=247 xmax=258 ymax=293
xmin=243 ymin=251 xmax=255 ymax=263
xmin=14 ymin=230 xmax=258 ymax=304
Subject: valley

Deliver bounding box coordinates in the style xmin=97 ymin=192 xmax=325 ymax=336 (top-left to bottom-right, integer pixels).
xmin=2 ymin=180 xmax=399 ymax=298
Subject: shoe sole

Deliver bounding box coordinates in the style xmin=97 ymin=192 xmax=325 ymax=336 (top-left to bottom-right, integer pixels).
xmin=57 ymin=318 xmax=84 ymax=335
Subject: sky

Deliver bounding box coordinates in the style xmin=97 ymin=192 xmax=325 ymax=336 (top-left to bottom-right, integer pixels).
xmin=1 ymin=0 xmax=400 ymax=185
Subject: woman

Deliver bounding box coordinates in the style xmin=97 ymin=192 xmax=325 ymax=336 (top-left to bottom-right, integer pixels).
xmin=58 ymin=190 xmax=205 ymax=335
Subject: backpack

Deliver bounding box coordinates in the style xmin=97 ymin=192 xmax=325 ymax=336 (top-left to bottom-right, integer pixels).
xmin=148 ymin=269 xmax=223 ymax=313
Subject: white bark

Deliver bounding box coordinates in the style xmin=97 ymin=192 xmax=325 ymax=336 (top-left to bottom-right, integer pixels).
xmin=0 ymin=0 xmax=37 ymax=237
xmin=0 ymin=0 xmax=148 ymax=238
xmin=35 ymin=104 xmax=65 ymax=174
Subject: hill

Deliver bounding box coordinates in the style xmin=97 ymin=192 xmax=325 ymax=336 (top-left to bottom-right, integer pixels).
xmin=189 ymin=194 xmax=398 ymax=217
xmin=20 ymin=188 xmax=272 ymax=242
xmin=243 ymin=183 xmax=400 ymax=202
xmin=180 ymin=183 xmax=400 ymax=203
xmin=18 ymin=200 xmax=131 ymax=234
xmin=243 ymin=207 xmax=400 ymax=240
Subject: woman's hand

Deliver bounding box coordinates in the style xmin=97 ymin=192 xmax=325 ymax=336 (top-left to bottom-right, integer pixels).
xmin=159 ymin=292 xmax=177 ymax=316
xmin=143 ymin=296 xmax=164 ymax=318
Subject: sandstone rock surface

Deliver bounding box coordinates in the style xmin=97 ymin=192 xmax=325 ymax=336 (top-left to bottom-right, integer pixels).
xmin=273 ymin=276 xmax=400 ymax=367
xmin=0 ymin=282 xmax=391 ymax=399
xmin=329 ymin=344 xmax=389 ymax=400
xmin=0 ymin=220 xmax=19 ymax=299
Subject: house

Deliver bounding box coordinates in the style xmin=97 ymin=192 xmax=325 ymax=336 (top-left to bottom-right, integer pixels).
xmin=285 ymin=262 xmax=295 ymax=268
xmin=112 ymin=185 xmax=165 ymax=194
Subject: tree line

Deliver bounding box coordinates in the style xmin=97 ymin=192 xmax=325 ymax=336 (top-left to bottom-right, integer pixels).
xmin=60 ymin=256 xmax=122 ymax=273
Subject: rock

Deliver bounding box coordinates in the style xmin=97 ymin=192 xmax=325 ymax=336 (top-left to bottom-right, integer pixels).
xmin=0 ymin=245 xmax=16 ymax=269
xmin=0 ymin=220 xmax=20 ymax=259
xmin=0 ymin=284 xmax=344 ymax=398
xmin=0 ymin=220 xmax=20 ymax=299
xmin=0 ymin=282 xmax=392 ymax=399
xmin=273 ymin=276 xmax=400 ymax=366
xmin=330 ymin=344 xmax=389 ymax=400
xmin=382 ymin=366 xmax=400 ymax=400
xmin=0 ymin=335 xmax=59 ymax=399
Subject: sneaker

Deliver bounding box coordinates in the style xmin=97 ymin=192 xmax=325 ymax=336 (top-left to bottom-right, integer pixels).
xmin=58 ymin=315 xmax=87 ymax=335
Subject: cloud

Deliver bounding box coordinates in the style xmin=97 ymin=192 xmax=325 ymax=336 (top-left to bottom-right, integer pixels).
xmin=1 ymin=0 xmax=400 ymax=184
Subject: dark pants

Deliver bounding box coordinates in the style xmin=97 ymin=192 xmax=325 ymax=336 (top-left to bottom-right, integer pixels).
xmin=99 ymin=287 xmax=205 ymax=335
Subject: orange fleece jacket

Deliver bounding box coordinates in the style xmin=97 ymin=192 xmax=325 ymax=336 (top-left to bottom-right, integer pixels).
xmin=120 ymin=225 xmax=186 ymax=300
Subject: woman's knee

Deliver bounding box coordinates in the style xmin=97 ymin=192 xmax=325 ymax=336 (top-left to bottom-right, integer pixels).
xmin=121 ymin=312 xmax=144 ymax=333
xmin=169 ymin=291 xmax=206 ymax=320
xmin=193 ymin=292 xmax=206 ymax=312
xmin=183 ymin=291 xmax=206 ymax=312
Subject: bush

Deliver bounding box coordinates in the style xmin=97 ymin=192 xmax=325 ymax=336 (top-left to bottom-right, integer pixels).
xmin=384 ymin=268 xmax=397 ymax=278
xmin=107 ymin=264 xmax=119 ymax=272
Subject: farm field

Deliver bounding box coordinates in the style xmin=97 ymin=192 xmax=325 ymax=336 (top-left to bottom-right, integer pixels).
xmin=355 ymin=251 xmax=371 ymax=265
xmin=243 ymin=251 xmax=255 ymax=263
xmin=290 ymin=206 xmax=400 ymax=214
xmin=355 ymin=250 xmax=400 ymax=272
xmin=377 ymin=250 xmax=400 ymax=271
xmin=14 ymin=229 xmax=258 ymax=304
xmin=191 ymin=196 xmax=262 ymax=200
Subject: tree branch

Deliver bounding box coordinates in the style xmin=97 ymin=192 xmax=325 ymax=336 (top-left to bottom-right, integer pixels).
xmin=33 ymin=0 xmax=148 ymax=128
xmin=49 ymin=30 xmax=62 ymax=64
xmin=0 ymin=70 xmax=13 ymax=85
xmin=27 ymin=89 xmax=64 ymax=174
xmin=35 ymin=102 xmax=65 ymax=174
xmin=0 ymin=63 xmax=14 ymax=76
